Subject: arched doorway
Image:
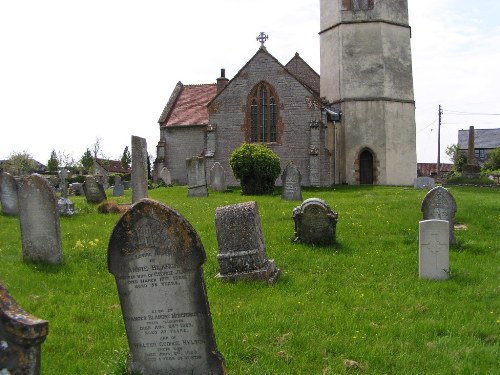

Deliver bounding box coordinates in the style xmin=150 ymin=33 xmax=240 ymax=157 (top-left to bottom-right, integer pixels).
xmin=359 ymin=149 xmax=374 ymax=185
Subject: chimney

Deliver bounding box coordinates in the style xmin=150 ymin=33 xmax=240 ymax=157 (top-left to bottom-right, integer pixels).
xmin=216 ymin=68 xmax=229 ymax=94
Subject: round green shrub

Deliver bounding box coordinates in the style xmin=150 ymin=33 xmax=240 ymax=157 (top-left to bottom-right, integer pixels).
xmin=229 ymin=143 xmax=281 ymax=195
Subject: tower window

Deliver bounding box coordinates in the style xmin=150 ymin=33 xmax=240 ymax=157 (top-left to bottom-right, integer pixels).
xmin=342 ymin=0 xmax=374 ymax=11
xmin=248 ymin=82 xmax=279 ymax=143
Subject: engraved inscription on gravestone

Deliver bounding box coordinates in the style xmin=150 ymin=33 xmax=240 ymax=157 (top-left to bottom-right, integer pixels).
xmin=293 ymin=198 xmax=338 ymax=246
xmin=186 ymin=157 xmax=208 ymax=197
xmin=421 ymin=186 xmax=457 ymax=244
xmin=83 ymin=176 xmax=107 ymax=204
xmin=419 ymin=220 xmax=450 ymax=280
xmin=281 ymin=161 xmax=302 ymax=201
xmin=108 ymin=199 xmax=225 ymax=375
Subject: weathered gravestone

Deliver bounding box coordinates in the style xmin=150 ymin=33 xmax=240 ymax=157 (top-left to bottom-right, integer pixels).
xmin=0 ymin=283 xmax=49 ymax=375
xmin=414 ymin=176 xmax=435 ymax=190
xmin=83 ymin=176 xmax=107 ymax=204
xmin=113 ymin=175 xmax=125 ymax=197
xmin=293 ymin=198 xmax=338 ymax=246
xmin=159 ymin=167 xmax=172 ymax=186
xmin=421 ymin=186 xmax=457 ymax=244
xmin=186 ymin=157 xmax=208 ymax=197
xmin=108 ymin=199 xmax=225 ymax=375
xmin=209 ymin=162 xmax=226 ymax=192
xmin=281 ymin=161 xmax=302 ymax=201
xmin=18 ymin=174 xmax=63 ymax=264
xmin=57 ymin=169 xmax=75 ymax=216
xmin=131 ymin=135 xmax=148 ymax=203
xmin=215 ymin=201 xmax=280 ymax=283
xmin=69 ymin=182 xmax=83 ymax=196
xmin=419 ymin=220 xmax=450 ymax=280
xmin=0 ymin=172 xmax=19 ymax=216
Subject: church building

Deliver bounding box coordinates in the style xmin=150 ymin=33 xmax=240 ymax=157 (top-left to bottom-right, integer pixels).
xmin=154 ymin=0 xmax=416 ymax=186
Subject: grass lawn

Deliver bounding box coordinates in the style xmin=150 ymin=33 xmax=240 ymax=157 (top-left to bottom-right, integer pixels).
xmin=0 ymin=185 xmax=499 ymax=374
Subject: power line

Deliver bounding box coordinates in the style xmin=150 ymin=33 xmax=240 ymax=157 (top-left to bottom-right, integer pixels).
xmin=417 ymin=119 xmax=437 ymax=133
xmin=444 ymin=110 xmax=500 ymax=116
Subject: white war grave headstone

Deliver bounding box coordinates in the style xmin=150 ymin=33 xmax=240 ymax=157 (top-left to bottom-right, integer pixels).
xmin=209 ymin=162 xmax=226 ymax=192
xmin=419 ymin=220 xmax=450 ymax=280
xmin=108 ymin=199 xmax=225 ymax=374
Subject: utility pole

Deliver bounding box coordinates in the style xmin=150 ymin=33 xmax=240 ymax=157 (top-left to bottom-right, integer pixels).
xmin=437 ymin=104 xmax=443 ymax=176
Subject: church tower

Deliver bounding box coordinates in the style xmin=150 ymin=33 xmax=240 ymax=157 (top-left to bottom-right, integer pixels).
xmin=320 ymin=0 xmax=417 ymax=185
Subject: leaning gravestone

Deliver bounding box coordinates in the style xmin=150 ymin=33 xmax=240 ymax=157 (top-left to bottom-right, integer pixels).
xmin=209 ymin=162 xmax=226 ymax=192
xmin=293 ymin=198 xmax=339 ymax=245
xmin=0 ymin=172 xmax=19 ymax=216
xmin=159 ymin=167 xmax=172 ymax=186
xmin=413 ymin=176 xmax=435 ymax=190
xmin=0 ymin=283 xmax=49 ymax=375
xmin=215 ymin=201 xmax=280 ymax=283
xmin=112 ymin=175 xmax=125 ymax=197
xmin=131 ymin=135 xmax=148 ymax=203
xmin=18 ymin=174 xmax=63 ymax=264
xmin=83 ymin=176 xmax=107 ymax=204
xmin=419 ymin=220 xmax=450 ymax=280
xmin=421 ymin=186 xmax=457 ymax=244
xmin=281 ymin=161 xmax=302 ymax=201
xmin=186 ymin=157 xmax=208 ymax=197
xmin=108 ymin=199 xmax=225 ymax=375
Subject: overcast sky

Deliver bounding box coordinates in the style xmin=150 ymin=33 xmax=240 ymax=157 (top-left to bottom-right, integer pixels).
xmin=1 ymin=0 xmax=499 ymax=166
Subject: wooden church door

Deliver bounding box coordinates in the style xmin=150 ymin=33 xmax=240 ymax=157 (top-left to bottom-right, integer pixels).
xmin=359 ymin=150 xmax=374 ymax=185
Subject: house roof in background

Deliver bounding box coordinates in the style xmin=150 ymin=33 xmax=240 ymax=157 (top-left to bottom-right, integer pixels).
xmin=458 ymin=128 xmax=500 ymax=149
xmin=95 ymin=158 xmax=131 ymax=173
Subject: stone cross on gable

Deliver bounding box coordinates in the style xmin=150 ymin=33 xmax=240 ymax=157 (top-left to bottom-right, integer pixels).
xmin=256 ymin=32 xmax=268 ymax=47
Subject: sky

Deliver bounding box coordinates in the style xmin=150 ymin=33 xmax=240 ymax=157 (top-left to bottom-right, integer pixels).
xmin=1 ymin=0 xmax=499 ymax=166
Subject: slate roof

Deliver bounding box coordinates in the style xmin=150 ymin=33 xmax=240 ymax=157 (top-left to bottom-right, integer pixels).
xmin=158 ymin=83 xmax=217 ymax=127
xmin=457 ymin=128 xmax=500 ymax=149
xmin=95 ymin=158 xmax=131 ymax=174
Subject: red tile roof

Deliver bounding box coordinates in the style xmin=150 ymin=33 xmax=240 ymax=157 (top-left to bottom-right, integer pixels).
xmin=417 ymin=163 xmax=453 ymax=176
xmin=164 ymin=84 xmax=217 ymax=127
xmin=95 ymin=158 xmax=131 ymax=173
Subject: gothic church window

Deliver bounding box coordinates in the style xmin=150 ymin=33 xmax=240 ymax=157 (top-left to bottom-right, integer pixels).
xmin=342 ymin=0 xmax=374 ymax=11
xmin=248 ymin=82 xmax=278 ymax=143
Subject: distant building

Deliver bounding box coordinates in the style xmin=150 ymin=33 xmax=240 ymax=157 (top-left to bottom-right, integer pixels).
xmin=94 ymin=158 xmax=131 ymax=179
xmin=417 ymin=163 xmax=453 ymax=177
xmin=457 ymin=128 xmax=500 ymax=165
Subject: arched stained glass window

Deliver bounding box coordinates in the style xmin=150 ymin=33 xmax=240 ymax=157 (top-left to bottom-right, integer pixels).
xmin=248 ymin=82 xmax=279 ymax=143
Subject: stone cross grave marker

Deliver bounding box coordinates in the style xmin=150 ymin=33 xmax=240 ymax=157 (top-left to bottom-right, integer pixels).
xmin=159 ymin=167 xmax=172 ymax=186
xmin=419 ymin=220 xmax=450 ymax=280
xmin=108 ymin=199 xmax=225 ymax=374
xmin=0 ymin=172 xmax=19 ymax=216
xmin=186 ymin=156 xmax=208 ymax=197
xmin=57 ymin=169 xmax=75 ymax=216
xmin=112 ymin=175 xmax=125 ymax=197
xmin=421 ymin=186 xmax=457 ymax=244
xmin=18 ymin=174 xmax=63 ymax=264
xmin=215 ymin=201 xmax=280 ymax=283
xmin=0 ymin=282 xmax=49 ymax=375
xmin=83 ymin=175 xmax=107 ymax=204
xmin=413 ymin=176 xmax=435 ymax=190
xmin=293 ymin=198 xmax=338 ymax=246
xmin=131 ymin=135 xmax=148 ymax=203
xmin=209 ymin=162 xmax=226 ymax=192
xmin=281 ymin=161 xmax=302 ymax=201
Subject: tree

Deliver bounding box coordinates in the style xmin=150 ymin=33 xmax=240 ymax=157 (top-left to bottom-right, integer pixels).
xmin=121 ymin=146 xmax=131 ymax=169
xmin=229 ymin=143 xmax=281 ymax=195
xmin=91 ymin=137 xmax=102 ymax=159
xmin=80 ymin=148 xmax=94 ymax=173
xmin=445 ymin=144 xmax=466 ymax=173
xmin=483 ymin=148 xmax=500 ymax=172
xmin=47 ymin=149 xmax=59 ymax=172
xmin=3 ymin=151 xmax=38 ymax=176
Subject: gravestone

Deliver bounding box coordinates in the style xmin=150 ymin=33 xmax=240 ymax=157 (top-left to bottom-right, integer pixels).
xmin=131 ymin=135 xmax=148 ymax=203
xmin=83 ymin=176 xmax=107 ymax=204
xmin=186 ymin=157 xmax=208 ymax=197
xmin=58 ymin=169 xmax=69 ymax=198
xmin=419 ymin=220 xmax=450 ymax=280
xmin=0 ymin=283 xmax=49 ymax=375
xmin=215 ymin=201 xmax=280 ymax=283
xmin=281 ymin=161 xmax=302 ymax=201
xmin=18 ymin=174 xmax=63 ymax=264
xmin=293 ymin=198 xmax=338 ymax=245
xmin=57 ymin=169 xmax=75 ymax=216
xmin=209 ymin=162 xmax=226 ymax=192
xmin=0 ymin=172 xmax=19 ymax=216
xmin=159 ymin=167 xmax=172 ymax=186
xmin=113 ymin=175 xmax=125 ymax=197
xmin=421 ymin=186 xmax=457 ymax=244
xmin=413 ymin=176 xmax=435 ymax=190
xmin=69 ymin=182 xmax=83 ymax=196
xmin=108 ymin=199 xmax=225 ymax=375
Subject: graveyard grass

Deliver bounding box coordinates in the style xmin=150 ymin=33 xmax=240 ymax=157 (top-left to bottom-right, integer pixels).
xmin=1 ymin=186 xmax=499 ymax=374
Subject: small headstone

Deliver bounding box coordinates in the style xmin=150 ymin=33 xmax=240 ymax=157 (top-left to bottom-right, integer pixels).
xmin=413 ymin=176 xmax=435 ymax=190
xmin=18 ymin=174 xmax=63 ymax=264
xmin=186 ymin=157 xmax=208 ymax=197
xmin=57 ymin=197 xmax=75 ymax=216
xmin=159 ymin=167 xmax=172 ymax=186
xmin=293 ymin=198 xmax=338 ymax=245
xmin=0 ymin=172 xmax=19 ymax=216
xmin=215 ymin=201 xmax=280 ymax=283
xmin=131 ymin=135 xmax=148 ymax=203
xmin=209 ymin=162 xmax=226 ymax=192
xmin=108 ymin=199 xmax=225 ymax=374
xmin=123 ymin=181 xmax=130 ymax=190
xmin=83 ymin=176 xmax=107 ymax=204
xmin=113 ymin=175 xmax=125 ymax=197
xmin=0 ymin=283 xmax=49 ymax=375
xmin=419 ymin=220 xmax=450 ymax=280
xmin=281 ymin=161 xmax=302 ymax=201
xmin=69 ymin=182 xmax=83 ymax=196
xmin=421 ymin=186 xmax=457 ymax=244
